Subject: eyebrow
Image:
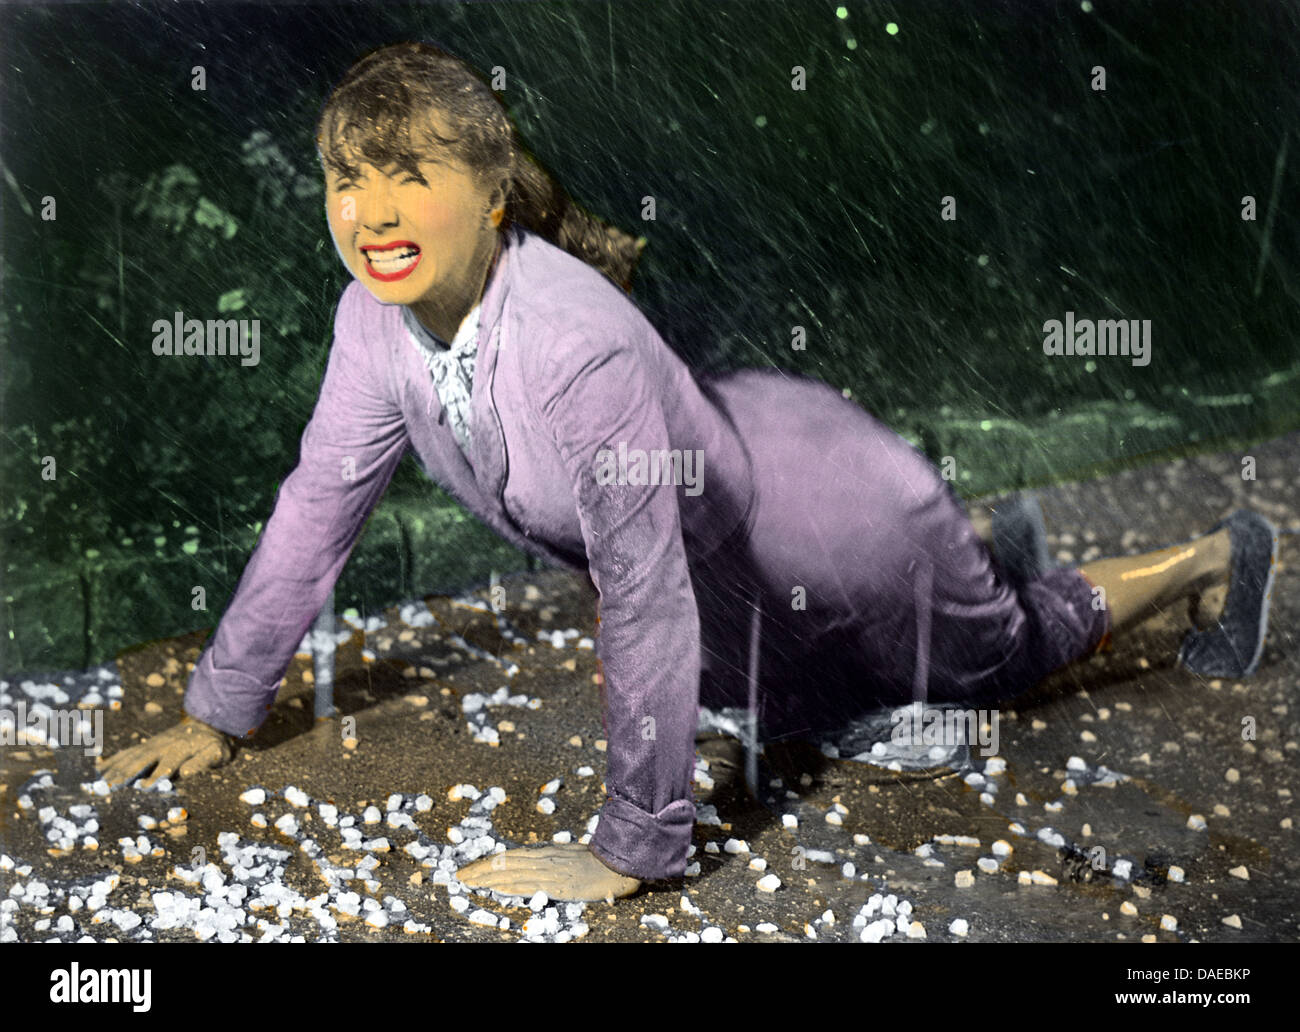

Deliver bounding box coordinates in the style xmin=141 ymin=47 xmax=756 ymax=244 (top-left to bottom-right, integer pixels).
xmin=326 ymin=159 xmax=435 ymax=181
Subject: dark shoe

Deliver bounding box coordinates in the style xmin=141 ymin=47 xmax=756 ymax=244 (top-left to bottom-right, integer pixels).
xmin=1177 ymin=510 xmax=1278 ymax=677
xmin=992 ymin=491 xmax=1052 ymax=589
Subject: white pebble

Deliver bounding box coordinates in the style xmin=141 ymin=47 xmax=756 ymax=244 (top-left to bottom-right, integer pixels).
xmin=756 ymin=874 xmax=781 ymax=893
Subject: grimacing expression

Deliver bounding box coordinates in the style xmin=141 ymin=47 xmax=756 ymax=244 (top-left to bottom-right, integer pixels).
xmin=325 ymin=154 xmax=500 ymax=307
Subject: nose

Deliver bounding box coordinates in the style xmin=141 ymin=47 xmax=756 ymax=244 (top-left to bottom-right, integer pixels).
xmin=359 ymin=177 xmax=399 ymax=235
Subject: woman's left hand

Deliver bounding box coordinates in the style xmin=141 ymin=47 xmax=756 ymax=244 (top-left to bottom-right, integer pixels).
xmin=456 ymin=843 xmax=641 ymax=901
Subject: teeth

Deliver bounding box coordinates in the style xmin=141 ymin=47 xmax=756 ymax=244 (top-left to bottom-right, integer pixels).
xmin=366 ymin=247 xmax=419 ymax=272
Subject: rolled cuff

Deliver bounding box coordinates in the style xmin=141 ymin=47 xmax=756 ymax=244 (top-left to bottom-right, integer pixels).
xmin=1016 ymin=566 xmax=1112 ymax=675
xmin=1073 ymin=568 xmax=1114 ymax=654
xmin=588 ymin=792 xmax=695 ymax=882
xmin=183 ymin=647 xmax=279 ymax=739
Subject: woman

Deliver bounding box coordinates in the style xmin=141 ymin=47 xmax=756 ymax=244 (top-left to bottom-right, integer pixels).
xmin=97 ymin=42 xmax=1279 ymax=903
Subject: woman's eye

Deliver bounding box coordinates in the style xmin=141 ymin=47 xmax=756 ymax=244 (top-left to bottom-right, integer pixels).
xmin=400 ymin=174 xmax=426 ymax=186
xmin=332 ymin=180 xmax=357 ymax=192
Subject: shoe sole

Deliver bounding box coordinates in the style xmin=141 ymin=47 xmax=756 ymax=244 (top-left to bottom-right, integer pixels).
xmin=1177 ymin=511 xmax=1278 ymax=677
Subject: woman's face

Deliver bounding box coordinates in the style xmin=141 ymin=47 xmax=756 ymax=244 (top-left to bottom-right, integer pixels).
xmin=324 ymin=146 xmax=502 ymax=311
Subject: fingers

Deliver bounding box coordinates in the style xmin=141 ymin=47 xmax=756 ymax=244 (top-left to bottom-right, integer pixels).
xmin=95 ymin=722 xmax=232 ymax=789
xmin=459 ymin=844 xmax=583 ymax=873
xmin=455 ymin=845 xmax=639 ymax=901
xmin=176 ymin=740 xmax=227 ymax=779
xmin=97 ymin=744 xmax=156 ymax=788
xmin=99 ymin=755 xmax=155 ymax=789
xmin=139 ymin=742 xmax=191 ymax=789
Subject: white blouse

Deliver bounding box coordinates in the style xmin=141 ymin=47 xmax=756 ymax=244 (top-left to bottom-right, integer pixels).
xmin=402 ymin=302 xmax=481 ymax=461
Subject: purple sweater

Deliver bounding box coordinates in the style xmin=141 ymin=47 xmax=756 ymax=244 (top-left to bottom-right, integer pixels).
xmin=185 ymin=223 xmax=775 ymax=880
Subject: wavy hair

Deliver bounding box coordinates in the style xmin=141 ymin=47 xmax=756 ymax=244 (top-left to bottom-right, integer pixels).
xmin=316 ymin=41 xmax=646 ymax=290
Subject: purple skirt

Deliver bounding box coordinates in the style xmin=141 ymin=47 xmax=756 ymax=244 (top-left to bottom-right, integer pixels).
xmin=690 ymin=368 xmax=1110 ymax=741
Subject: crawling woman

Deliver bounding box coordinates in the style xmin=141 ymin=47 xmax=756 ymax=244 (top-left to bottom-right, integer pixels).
xmin=98 ymin=42 xmax=1278 ymax=903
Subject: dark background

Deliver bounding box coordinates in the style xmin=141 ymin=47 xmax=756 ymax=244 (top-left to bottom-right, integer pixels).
xmin=2 ymin=0 xmax=1297 ymax=673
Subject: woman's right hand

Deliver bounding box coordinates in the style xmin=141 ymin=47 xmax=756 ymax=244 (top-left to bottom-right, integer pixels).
xmin=95 ymin=713 xmax=237 ymax=789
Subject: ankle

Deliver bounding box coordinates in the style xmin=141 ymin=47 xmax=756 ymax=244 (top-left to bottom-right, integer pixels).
xmin=1184 ymin=528 xmax=1230 ymax=594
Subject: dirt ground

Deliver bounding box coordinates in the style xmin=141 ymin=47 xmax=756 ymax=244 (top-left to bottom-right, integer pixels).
xmin=2 ymin=433 xmax=1297 ymax=942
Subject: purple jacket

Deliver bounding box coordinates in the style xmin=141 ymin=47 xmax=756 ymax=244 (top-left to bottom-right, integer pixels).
xmin=185 ymin=222 xmax=970 ymax=880
xmin=185 ymin=223 xmax=771 ymax=880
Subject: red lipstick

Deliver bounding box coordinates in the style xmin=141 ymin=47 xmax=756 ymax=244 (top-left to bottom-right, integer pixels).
xmin=360 ymin=240 xmax=423 ymax=282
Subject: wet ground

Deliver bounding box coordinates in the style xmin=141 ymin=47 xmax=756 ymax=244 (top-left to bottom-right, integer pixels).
xmin=2 ymin=432 xmax=1297 ymax=942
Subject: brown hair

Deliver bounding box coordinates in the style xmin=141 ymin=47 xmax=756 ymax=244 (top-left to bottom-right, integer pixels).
xmin=316 ymin=41 xmax=646 ymax=290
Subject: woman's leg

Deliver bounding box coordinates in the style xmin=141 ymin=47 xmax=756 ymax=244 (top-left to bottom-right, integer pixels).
xmin=1076 ymin=528 xmax=1230 ymax=637
xmin=855 ymin=482 xmax=1239 ymax=711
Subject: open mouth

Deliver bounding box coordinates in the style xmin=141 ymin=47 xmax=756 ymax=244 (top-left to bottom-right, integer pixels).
xmin=360 ymin=241 xmax=422 ymax=281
